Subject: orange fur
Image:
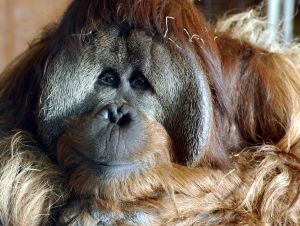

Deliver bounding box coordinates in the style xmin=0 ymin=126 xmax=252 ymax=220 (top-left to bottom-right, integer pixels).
xmin=1 ymin=2 xmax=300 ymax=225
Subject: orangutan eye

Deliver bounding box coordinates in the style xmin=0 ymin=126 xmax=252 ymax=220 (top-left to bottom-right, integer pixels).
xmin=130 ymin=71 xmax=152 ymax=91
xmin=97 ymin=69 xmax=120 ymax=88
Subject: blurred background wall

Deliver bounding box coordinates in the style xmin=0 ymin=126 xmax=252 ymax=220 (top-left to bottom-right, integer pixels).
xmin=0 ymin=0 xmax=70 ymax=72
xmin=0 ymin=0 xmax=299 ymax=73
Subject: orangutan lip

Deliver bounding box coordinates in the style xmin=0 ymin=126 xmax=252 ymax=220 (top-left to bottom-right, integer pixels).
xmin=87 ymin=160 xmax=145 ymax=179
xmin=73 ymin=151 xmax=142 ymax=169
xmin=74 ymin=151 xmax=146 ymax=178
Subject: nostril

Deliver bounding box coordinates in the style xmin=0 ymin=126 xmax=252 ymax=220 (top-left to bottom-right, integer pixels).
xmin=108 ymin=110 xmax=117 ymax=123
xmin=117 ymin=113 xmax=131 ymax=126
xmin=97 ymin=105 xmax=118 ymax=123
xmin=97 ymin=104 xmax=134 ymax=126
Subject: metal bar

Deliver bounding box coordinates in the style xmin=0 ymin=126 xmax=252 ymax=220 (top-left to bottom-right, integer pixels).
xmin=283 ymin=0 xmax=295 ymax=42
xmin=267 ymin=0 xmax=281 ymax=42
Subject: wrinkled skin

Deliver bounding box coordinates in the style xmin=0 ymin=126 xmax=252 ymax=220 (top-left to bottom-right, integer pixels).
xmin=37 ymin=26 xmax=212 ymax=225
xmin=38 ymin=26 xmax=212 ymax=166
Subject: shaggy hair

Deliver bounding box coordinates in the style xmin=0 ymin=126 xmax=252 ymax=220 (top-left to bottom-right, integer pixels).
xmin=1 ymin=2 xmax=300 ymax=226
xmin=0 ymin=132 xmax=66 ymax=225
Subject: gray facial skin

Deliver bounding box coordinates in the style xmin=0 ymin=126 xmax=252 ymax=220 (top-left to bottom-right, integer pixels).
xmin=38 ymin=25 xmax=212 ymax=167
xmin=69 ymin=103 xmax=148 ymax=179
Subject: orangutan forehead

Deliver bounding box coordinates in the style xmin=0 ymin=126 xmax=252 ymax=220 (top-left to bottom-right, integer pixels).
xmin=94 ymin=25 xmax=154 ymax=45
xmin=91 ymin=25 xmax=168 ymax=65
